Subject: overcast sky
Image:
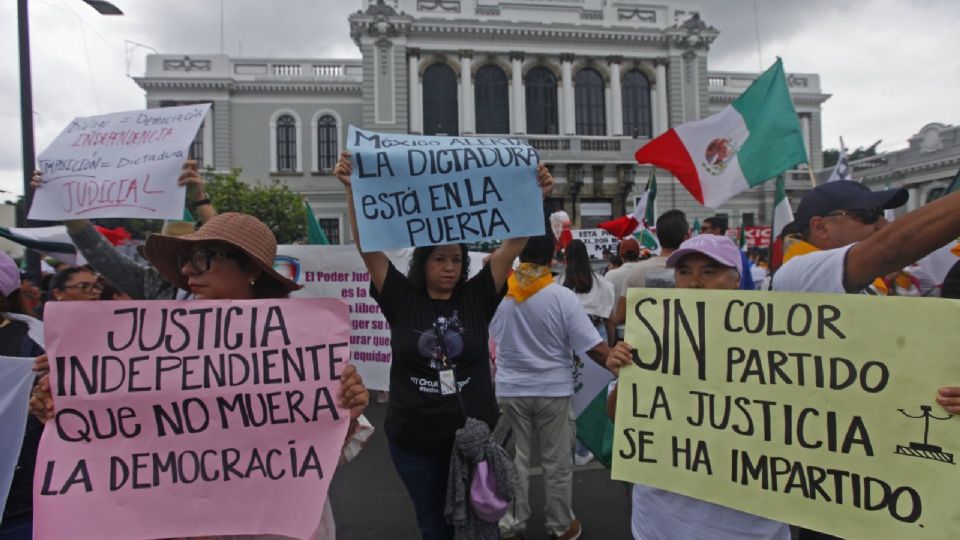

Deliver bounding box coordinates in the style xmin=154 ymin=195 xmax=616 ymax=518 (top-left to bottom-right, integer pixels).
xmin=1 ymin=0 xmax=958 ymax=202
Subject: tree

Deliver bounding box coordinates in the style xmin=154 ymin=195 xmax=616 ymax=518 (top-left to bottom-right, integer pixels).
xmin=822 ymin=140 xmax=882 ymax=168
xmin=202 ymin=168 xmax=306 ymax=244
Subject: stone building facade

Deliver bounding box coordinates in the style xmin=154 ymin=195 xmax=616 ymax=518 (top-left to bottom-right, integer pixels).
xmin=135 ymin=0 xmax=831 ymax=244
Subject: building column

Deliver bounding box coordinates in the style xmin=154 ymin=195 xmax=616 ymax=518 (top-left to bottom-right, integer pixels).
xmin=655 ymin=59 xmax=669 ymax=135
xmin=800 ymin=114 xmax=811 ymax=161
xmin=510 ymin=51 xmax=525 ymax=134
xmin=459 ymin=50 xmax=475 ymax=134
xmin=408 ymin=48 xmax=421 ymax=134
xmin=908 ymin=186 xmax=920 ymax=212
xmin=608 ymin=56 xmax=623 ymax=136
xmin=561 ymin=53 xmax=575 ymax=135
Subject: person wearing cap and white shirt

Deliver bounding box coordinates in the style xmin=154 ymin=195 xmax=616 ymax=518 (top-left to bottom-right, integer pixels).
xmin=608 ymin=234 xmax=791 ymax=540
xmin=772 ymin=181 xmax=960 ymax=540
xmin=607 ymin=210 xmax=690 ymax=344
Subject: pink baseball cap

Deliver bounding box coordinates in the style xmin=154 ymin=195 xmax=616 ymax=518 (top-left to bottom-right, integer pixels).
xmin=666 ymin=234 xmax=742 ymax=275
xmin=0 ymin=251 xmax=19 ymax=297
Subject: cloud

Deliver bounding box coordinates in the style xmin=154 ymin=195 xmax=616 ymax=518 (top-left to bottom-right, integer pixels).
xmin=1 ymin=0 xmax=958 ymax=202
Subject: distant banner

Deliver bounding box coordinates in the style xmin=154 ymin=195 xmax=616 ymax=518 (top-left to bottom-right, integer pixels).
xmin=347 ymin=126 xmax=543 ymax=251
xmin=570 ymin=228 xmax=619 ymax=260
xmin=275 ymin=245 xmax=489 ymax=392
xmin=727 ymin=226 xmax=772 ymax=248
xmin=612 ymin=289 xmax=960 ymax=539
xmin=29 ymin=104 xmax=210 ymax=221
xmin=35 ymin=298 xmax=350 ymax=540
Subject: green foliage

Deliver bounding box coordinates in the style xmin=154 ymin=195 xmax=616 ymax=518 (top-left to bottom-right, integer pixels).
xmin=202 ymin=169 xmax=306 ymax=244
xmin=822 ymin=140 xmax=882 ymax=168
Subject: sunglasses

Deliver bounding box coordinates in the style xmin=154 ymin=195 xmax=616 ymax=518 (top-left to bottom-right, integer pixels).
xmin=177 ymin=247 xmax=243 ymax=275
xmin=824 ymin=208 xmax=882 ymax=225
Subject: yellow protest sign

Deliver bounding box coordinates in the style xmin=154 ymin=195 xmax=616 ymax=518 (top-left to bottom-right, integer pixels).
xmin=612 ymin=289 xmax=960 ymax=539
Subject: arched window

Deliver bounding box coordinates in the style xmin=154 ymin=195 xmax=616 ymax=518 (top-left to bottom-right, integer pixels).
xmin=276 ymin=114 xmax=297 ymax=172
xmin=316 ymin=115 xmax=338 ymax=172
xmin=574 ymin=68 xmax=606 ymax=136
xmin=525 ymin=67 xmax=558 ymax=135
xmin=422 ymin=63 xmax=459 ymax=136
xmin=474 ymin=65 xmax=509 ymax=134
xmin=623 ymin=69 xmax=652 ymax=138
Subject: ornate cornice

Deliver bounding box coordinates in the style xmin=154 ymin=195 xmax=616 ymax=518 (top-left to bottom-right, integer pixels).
xmin=861 ymin=155 xmax=960 ymax=183
xmin=709 ymin=93 xmax=831 ymax=105
xmin=408 ymin=22 xmax=670 ymax=44
xmin=134 ymin=78 xmax=362 ymax=94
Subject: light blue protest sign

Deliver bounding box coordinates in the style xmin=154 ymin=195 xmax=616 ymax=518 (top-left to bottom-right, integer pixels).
xmin=347 ymin=126 xmax=544 ymax=251
xmin=0 ymin=355 xmax=35 ymax=521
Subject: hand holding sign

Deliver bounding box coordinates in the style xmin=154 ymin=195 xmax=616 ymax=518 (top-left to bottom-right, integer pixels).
xmin=344 ymin=127 xmax=546 ymax=251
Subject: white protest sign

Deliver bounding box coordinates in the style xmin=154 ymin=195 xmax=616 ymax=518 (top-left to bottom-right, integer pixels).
xmin=570 ymin=228 xmax=620 ymax=260
xmin=29 ymin=104 xmax=210 ymax=221
xmin=275 ymin=245 xmax=489 ymax=391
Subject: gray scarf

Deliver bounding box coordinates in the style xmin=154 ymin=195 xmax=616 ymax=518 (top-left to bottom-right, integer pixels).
xmin=444 ymin=417 xmax=518 ymax=540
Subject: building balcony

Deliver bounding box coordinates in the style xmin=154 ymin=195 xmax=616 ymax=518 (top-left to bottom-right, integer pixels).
xmin=513 ymin=135 xmax=646 ymax=163
xmin=142 ymin=54 xmax=364 ymax=83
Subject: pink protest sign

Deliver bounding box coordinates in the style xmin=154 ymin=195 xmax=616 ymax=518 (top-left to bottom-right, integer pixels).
xmin=34 ymin=298 xmax=351 ymax=540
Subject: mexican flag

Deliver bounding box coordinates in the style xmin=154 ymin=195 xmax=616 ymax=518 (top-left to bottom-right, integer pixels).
xmin=771 ymin=175 xmax=793 ymax=239
xmin=598 ymin=170 xmax=657 ymax=238
xmin=635 ymin=58 xmax=807 ymax=208
xmin=304 ymin=199 xmax=330 ymax=245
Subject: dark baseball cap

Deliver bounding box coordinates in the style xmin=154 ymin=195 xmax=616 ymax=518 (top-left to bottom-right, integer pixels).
xmin=786 ymin=180 xmax=908 ymax=234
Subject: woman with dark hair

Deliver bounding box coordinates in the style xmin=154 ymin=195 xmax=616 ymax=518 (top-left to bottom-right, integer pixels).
xmin=556 ymin=240 xmax=615 ymax=335
xmin=47 ymin=266 xmax=102 ymax=302
xmin=335 ymin=151 xmax=554 ymax=539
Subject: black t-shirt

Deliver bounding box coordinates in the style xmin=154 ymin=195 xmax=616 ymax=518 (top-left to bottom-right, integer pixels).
xmin=0 ymin=318 xmax=44 ymax=522
xmin=371 ymin=262 xmax=504 ymax=454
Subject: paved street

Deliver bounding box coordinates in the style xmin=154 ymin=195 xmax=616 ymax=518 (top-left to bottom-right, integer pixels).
xmin=329 ymin=400 xmax=633 ymax=539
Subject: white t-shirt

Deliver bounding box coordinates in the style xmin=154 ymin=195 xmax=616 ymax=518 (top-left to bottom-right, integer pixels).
xmin=554 ymin=272 xmax=616 ymax=319
xmin=605 ymin=261 xmax=643 ymax=301
xmin=632 ymin=484 xmax=791 ymax=540
xmin=621 ymin=257 xmax=670 ymax=296
xmin=772 ymin=245 xmax=853 ymax=293
xmin=491 ymin=283 xmax=603 ymax=397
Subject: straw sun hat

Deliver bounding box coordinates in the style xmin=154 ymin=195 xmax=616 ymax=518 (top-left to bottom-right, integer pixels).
xmin=142 ymin=212 xmax=300 ymax=294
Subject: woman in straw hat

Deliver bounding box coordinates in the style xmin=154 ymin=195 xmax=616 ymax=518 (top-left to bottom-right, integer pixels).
xmin=28 ymin=212 xmax=369 ymax=539
xmin=334 ymin=150 xmax=556 ymax=539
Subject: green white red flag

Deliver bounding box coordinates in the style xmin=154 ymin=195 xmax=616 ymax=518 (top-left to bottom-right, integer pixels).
xmin=635 ymin=58 xmax=807 ymax=208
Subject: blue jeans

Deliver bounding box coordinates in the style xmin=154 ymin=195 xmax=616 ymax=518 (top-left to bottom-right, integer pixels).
xmin=388 ymin=440 xmax=454 ymax=540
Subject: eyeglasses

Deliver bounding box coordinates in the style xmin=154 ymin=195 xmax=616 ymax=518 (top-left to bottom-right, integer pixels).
xmin=823 ymin=208 xmax=882 ymax=225
xmin=177 ymin=247 xmax=242 ymax=275
xmin=62 ymin=282 xmax=102 ymax=292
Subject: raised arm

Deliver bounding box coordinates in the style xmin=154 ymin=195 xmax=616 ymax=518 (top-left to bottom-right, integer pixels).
xmin=182 ymin=160 xmax=217 ymax=224
xmin=487 ymin=162 xmax=555 ymax=290
xmin=844 ymin=190 xmax=960 ymax=291
xmin=334 ymin=151 xmax=391 ymax=293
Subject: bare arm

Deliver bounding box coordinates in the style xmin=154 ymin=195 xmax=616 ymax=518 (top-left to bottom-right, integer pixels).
xmin=334 ymin=151 xmax=391 ymax=292
xmin=487 ymin=162 xmax=555 ymax=290
xmin=586 ymin=340 xmax=634 ymax=376
xmin=182 ymin=161 xmax=217 ymax=224
xmin=844 ymin=191 xmax=960 ymax=291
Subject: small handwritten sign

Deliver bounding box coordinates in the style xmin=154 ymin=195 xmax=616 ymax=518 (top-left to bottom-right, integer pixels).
xmin=29 ymin=104 xmax=210 ymax=221
xmin=347 ymin=126 xmax=544 ymax=252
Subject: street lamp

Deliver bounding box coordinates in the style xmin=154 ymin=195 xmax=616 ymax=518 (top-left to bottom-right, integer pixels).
xmin=17 ymin=0 xmax=122 ymax=277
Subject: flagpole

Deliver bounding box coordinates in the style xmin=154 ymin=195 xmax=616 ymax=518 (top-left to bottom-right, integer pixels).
xmin=807 ymin=167 xmax=817 ymax=187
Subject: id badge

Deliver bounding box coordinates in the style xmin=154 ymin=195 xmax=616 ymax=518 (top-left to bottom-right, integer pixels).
xmin=439 ymin=368 xmax=456 ymax=395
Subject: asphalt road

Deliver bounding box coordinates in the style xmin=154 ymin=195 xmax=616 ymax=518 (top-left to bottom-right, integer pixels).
xmin=328 ymin=400 xmax=633 ymax=539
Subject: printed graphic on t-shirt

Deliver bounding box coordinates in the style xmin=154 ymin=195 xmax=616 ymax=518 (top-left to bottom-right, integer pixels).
xmin=409 ymin=311 xmax=472 ymax=395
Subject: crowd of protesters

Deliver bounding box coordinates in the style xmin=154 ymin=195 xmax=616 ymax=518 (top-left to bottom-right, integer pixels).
xmin=3 ymin=149 xmax=960 ymax=540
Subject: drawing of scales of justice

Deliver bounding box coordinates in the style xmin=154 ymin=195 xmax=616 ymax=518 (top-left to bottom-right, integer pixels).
xmin=895 ymin=405 xmax=955 ymax=465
